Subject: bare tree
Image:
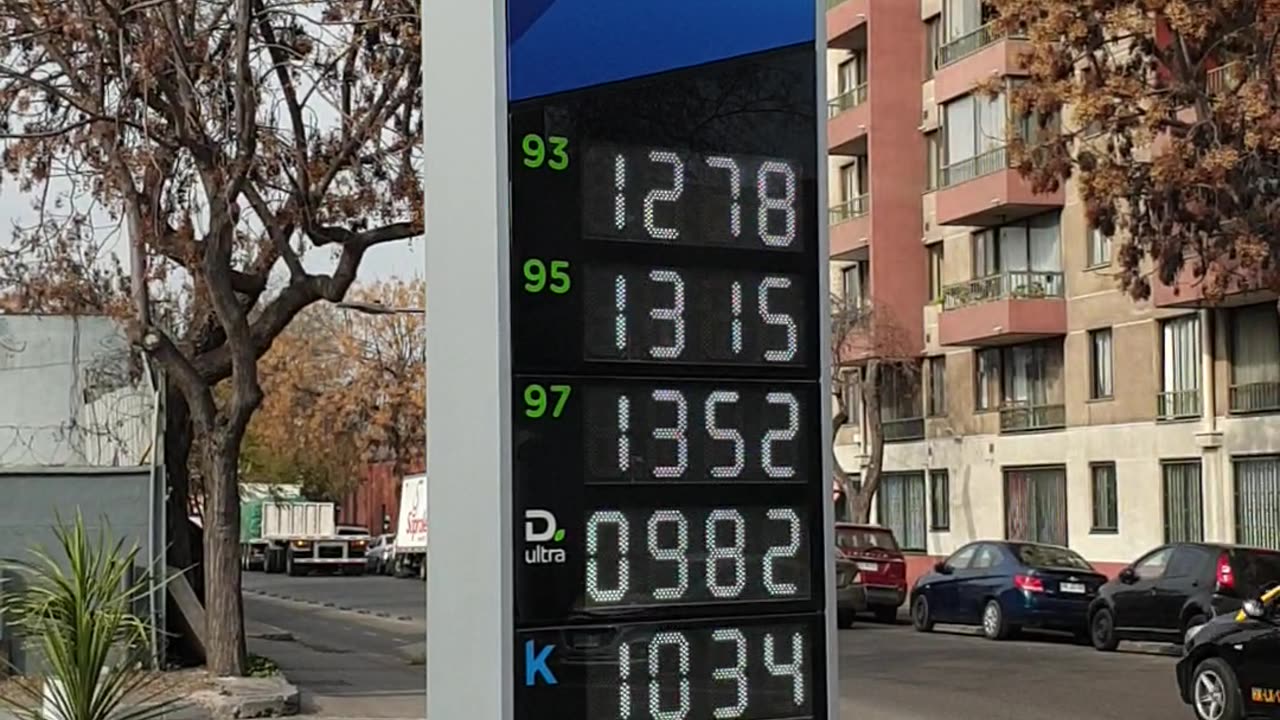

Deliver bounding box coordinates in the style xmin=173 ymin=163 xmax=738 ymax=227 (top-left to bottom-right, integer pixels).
xmin=0 ymin=0 xmax=422 ymax=675
xmin=830 ymin=296 xmax=920 ymax=523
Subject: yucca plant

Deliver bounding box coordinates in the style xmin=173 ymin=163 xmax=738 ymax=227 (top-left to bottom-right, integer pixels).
xmin=0 ymin=512 xmax=180 ymax=720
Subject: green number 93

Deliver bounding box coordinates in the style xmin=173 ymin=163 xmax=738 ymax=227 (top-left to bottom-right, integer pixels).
xmin=521 ymin=133 xmax=569 ymax=171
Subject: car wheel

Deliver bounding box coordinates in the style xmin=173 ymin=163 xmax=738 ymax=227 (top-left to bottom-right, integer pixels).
xmin=872 ymin=606 xmax=899 ymax=624
xmin=981 ymin=599 xmax=1011 ymax=640
xmin=1192 ymin=658 xmax=1243 ymax=720
xmin=1090 ymin=607 xmax=1119 ymax=651
xmin=911 ymin=595 xmax=934 ymax=632
xmin=837 ymin=610 xmax=855 ymax=629
xmin=1184 ymin=612 xmax=1209 ymax=634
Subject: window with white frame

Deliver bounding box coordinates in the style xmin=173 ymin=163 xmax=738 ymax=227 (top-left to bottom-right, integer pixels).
xmin=1089 ymin=328 xmax=1114 ymax=400
xmin=1087 ymin=226 xmax=1112 ymax=267
xmin=1160 ymin=315 xmax=1201 ymax=419
xmin=943 ymin=92 xmax=1006 ymax=172
xmin=877 ymin=472 xmax=927 ymax=552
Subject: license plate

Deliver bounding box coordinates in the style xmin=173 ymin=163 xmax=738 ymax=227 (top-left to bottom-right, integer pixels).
xmin=1060 ymin=582 xmax=1086 ymax=594
xmin=856 ymin=562 xmax=878 ymax=573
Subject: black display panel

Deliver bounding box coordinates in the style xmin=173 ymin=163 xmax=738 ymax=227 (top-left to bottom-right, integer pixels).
xmin=581 ymin=144 xmax=806 ymax=251
xmin=507 ymin=40 xmax=825 ymax=720
xmin=580 ymin=265 xmax=805 ymax=366
xmin=515 ymin=616 xmax=820 ymax=720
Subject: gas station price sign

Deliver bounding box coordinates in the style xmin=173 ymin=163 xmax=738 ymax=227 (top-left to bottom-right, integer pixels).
xmin=506 ymin=3 xmax=829 ymax=719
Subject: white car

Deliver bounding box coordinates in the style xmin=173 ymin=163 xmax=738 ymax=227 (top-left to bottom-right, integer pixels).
xmin=366 ymin=534 xmax=397 ymax=575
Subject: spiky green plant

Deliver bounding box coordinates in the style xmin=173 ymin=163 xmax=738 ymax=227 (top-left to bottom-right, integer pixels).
xmin=0 ymin=512 xmax=180 ymax=720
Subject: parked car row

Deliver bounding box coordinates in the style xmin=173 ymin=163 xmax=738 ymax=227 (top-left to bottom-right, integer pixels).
xmin=834 ymin=523 xmax=910 ymax=627
xmin=907 ymin=538 xmax=1280 ymax=720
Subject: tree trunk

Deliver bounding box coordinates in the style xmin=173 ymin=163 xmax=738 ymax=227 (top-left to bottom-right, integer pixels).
xmin=200 ymin=431 xmax=247 ymax=676
xmin=852 ymin=360 xmax=886 ymax=523
xmin=165 ymin=387 xmax=200 ymax=595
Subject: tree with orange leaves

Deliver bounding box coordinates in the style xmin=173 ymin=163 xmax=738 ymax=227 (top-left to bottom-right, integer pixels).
xmin=0 ymin=0 xmax=421 ymax=674
xmin=244 ymin=278 xmax=425 ymax=504
xmin=989 ymin=0 xmax=1280 ymax=301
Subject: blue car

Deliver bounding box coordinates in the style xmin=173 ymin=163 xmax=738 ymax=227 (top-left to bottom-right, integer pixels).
xmin=910 ymin=540 xmax=1109 ymax=641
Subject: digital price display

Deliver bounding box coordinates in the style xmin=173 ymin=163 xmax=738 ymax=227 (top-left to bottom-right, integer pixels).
xmin=506 ymin=3 xmax=828 ymax=719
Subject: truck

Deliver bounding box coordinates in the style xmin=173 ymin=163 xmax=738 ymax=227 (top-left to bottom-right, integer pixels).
xmin=240 ymin=499 xmax=369 ymax=576
xmin=391 ymin=473 xmax=427 ymax=579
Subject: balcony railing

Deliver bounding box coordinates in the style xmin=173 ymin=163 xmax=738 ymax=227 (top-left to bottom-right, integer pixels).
xmin=829 ymin=194 xmax=870 ymax=225
xmin=827 ymin=83 xmax=869 ymax=118
xmin=942 ymin=270 xmax=1065 ymax=311
xmin=1229 ymin=381 xmax=1280 ymax=414
xmin=883 ymin=417 xmax=925 ymax=443
xmin=826 ymin=0 xmax=848 ymax=9
xmin=937 ymin=21 xmax=1026 ymax=67
xmin=999 ymin=402 xmax=1066 ymax=433
xmin=1206 ymin=62 xmax=1257 ymax=95
xmin=1157 ymin=390 xmax=1202 ymax=421
xmin=939 ymin=145 xmax=1010 ymax=188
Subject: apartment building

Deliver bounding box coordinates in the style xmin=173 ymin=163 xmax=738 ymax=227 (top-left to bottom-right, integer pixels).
xmin=827 ymin=0 xmax=1280 ymax=572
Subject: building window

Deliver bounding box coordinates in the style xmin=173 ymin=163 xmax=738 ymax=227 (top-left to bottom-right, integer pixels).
xmin=925 ymin=16 xmax=941 ymax=79
xmin=1087 ymin=226 xmax=1112 ymax=267
xmin=1229 ymin=303 xmax=1280 ymax=413
xmin=1089 ymin=328 xmax=1114 ymax=400
xmin=942 ymin=0 xmax=983 ymax=43
xmin=1162 ymin=460 xmax=1204 ymax=543
xmin=1160 ymin=314 xmax=1202 ymax=420
xmin=836 ymin=55 xmax=865 ymax=96
xmin=942 ymin=91 xmax=1007 ymax=170
xmin=927 ymin=242 xmax=944 ymax=301
xmin=929 ymin=469 xmax=950 ymax=530
xmin=927 ymin=355 xmax=947 ymax=416
xmin=1234 ymin=456 xmax=1280 ymax=550
xmin=1004 ymin=467 xmax=1068 ymax=546
xmin=840 ymin=262 xmax=867 ymax=310
xmin=975 ymin=348 xmax=1000 ymax=411
xmin=877 ymin=472 xmax=927 ymax=552
xmin=838 ymin=368 xmax=861 ymax=429
xmin=924 ymin=131 xmax=940 ymax=191
xmin=1090 ymin=463 xmax=1118 ymax=533
xmin=970 ymin=212 xmax=1063 ymax=282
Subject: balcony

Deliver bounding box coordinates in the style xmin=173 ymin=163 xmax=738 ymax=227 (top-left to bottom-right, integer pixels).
xmin=829 ymin=194 xmax=870 ymax=259
xmin=1157 ymin=390 xmax=1202 ymax=421
xmin=883 ymin=417 xmax=925 ymax=443
xmin=1151 ymin=257 xmax=1275 ymax=309
xmin=935 ymin=146 xmax=1064 ymax=226
xmin=826 ymin=0 xmax=868 ymax=50
xmin=934 ymin=22 xmax=1028 ymax=103
xmin=1229 ymin=381 xmax=1280 ymax=415
xmin=828 ymin=83 xmax=870 ymax=155
xmin=999 ymin=402 xmax=1066 ymax=434
xmin=937 ymin=271 xmax=1067 ymax=347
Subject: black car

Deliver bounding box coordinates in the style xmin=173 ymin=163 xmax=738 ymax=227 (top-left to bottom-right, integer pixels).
xmin=910 ymin=540 xmax=1107 ymax=641
xmin=1177 ymin=587 xmax=1280 ymax=720
xmin=1088 ymin=543 xmax=1280 ymax=651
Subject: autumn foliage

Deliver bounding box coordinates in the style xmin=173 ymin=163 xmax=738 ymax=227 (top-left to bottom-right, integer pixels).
xmin=243 ymin=279 xmax=425 ymax=501
xmin=0 ymin=0 xmax=422 ymax=675
xmin=990 ymin=0 xmax=1280 ymax=301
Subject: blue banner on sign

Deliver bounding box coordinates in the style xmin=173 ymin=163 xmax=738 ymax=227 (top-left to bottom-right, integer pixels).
xmin=506 ymin=0 xmax=816 ymax=102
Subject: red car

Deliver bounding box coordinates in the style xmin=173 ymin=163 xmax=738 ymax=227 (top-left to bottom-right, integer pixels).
xmin=836 ymin=523 xmax=908 ymax=622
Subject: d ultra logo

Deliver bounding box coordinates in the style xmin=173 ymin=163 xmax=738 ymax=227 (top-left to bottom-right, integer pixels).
xmin=524 ymin=509 xmax=566 ymax=565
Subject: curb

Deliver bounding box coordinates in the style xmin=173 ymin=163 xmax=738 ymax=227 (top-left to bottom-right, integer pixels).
xmin=191 ymin=676 xmax=301 ymax=719
xmin=244 ymin=589 xmax=422 ymax=626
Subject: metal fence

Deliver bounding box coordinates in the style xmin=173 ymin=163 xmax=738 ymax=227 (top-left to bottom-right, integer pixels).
xmin=1229 ymin=381 xmax=1280 ymax=414
xmin=999 ymin=402 xmax=1066 ymax=433
xmin=1157 ymin=389 xmax=1202 ymax=421
xmin=827 ymin=83 xmax=869 ymax=118
xmin=828 ymin=194 xmax=870 ymax=225
xmin=942 ymin=270 xmax=1065 ymax=310
xmin=938 ymin=145 xmax=1010 ymax=188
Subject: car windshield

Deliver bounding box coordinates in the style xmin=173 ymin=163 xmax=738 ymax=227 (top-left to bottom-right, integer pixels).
xmin=1237 ymin=549 xmax=1280 ymax=590
xmin=836 ymin=527 xmax=899 ymax=553
xmin=1013 ymin=543 xmax=1093 ymax=571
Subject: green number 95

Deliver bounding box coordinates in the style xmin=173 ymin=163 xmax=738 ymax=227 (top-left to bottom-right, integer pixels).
xmin=523 ymin=259 xmax=571 ymax=294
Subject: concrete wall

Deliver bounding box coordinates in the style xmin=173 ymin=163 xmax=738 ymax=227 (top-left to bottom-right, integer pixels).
xmin=0 ymin=467 xmax=165 ymax=673
xmin=0 ymin=314 xmax=154 ymax=467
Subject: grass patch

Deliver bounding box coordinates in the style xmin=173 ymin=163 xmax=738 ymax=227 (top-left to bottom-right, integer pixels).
xmin=246 ymin=654 xmax=280 ymax=677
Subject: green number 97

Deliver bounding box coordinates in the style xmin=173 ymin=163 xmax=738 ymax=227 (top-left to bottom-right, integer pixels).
xmin=523 ymin=259 xmax=571 ymax=294
xmin=521 ymin=133 xmax=569 ymax=170
xmin=524 ymin=384 xmax=571 ymax=418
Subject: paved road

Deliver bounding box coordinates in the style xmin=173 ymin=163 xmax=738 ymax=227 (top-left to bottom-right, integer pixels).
xmin=244 ymin=575 xmax=1189 ymax=719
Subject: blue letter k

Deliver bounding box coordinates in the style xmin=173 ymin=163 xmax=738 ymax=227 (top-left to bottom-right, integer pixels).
xmin=525 ymin=640 xmax=557 ymax=686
